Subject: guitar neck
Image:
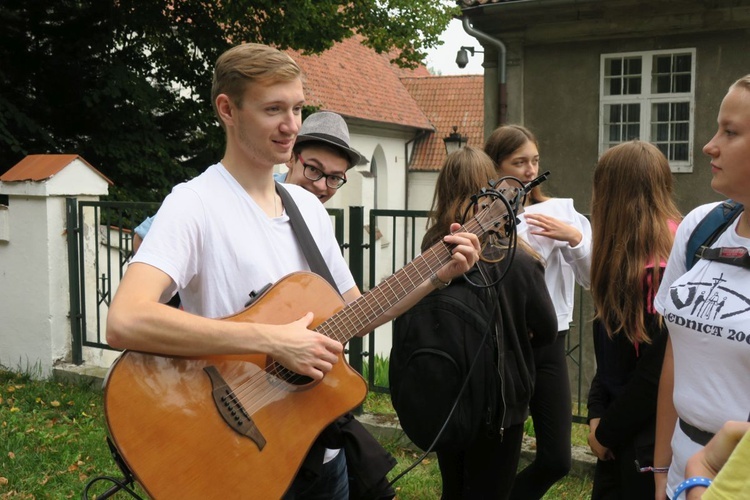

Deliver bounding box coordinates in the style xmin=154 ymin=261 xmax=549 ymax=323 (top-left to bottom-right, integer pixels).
xmin=317 ymin=216 xmax=489 ymax=344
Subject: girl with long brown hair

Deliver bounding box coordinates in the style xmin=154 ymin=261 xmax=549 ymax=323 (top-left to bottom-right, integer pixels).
xmin=416 ymin=146 xmax=557 ymax=499
xmin=587 ymin=140 xmax=681 ymax=499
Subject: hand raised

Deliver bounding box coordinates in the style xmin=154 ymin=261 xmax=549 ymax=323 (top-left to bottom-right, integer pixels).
xmin=525 ymin=213 xmax=582 ymax=247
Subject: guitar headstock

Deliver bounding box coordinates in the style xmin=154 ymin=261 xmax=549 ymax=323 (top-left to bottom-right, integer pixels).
xmin=471 ymin=184 xmax=522 ymax=239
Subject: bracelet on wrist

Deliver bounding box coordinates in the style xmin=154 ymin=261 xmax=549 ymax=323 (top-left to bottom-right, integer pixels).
xmin=430 ymin=273 xmax=451 ymax=290
xmin=638 ymin=465 xmax=670 ymax=474
xmin=673 ymin=476 xmax=712 ymax=498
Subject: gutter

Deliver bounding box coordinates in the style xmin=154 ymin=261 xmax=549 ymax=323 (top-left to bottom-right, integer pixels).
xmin=460 ymin=16 xmax=508 ymax=128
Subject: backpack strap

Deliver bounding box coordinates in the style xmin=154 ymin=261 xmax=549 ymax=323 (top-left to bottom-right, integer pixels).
xmin=686 ymin=200 xmax=744 ymax=270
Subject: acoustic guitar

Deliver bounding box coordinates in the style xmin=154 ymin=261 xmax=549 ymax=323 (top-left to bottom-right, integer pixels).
xmin=103 ymin=192 xmax=516 ymax=498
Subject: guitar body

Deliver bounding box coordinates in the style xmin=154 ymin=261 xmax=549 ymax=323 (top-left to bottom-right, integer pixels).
xmin=104 ymin=272 xmax=367 ymax=499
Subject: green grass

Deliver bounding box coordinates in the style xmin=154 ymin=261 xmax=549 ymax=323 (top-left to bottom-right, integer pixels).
xmin=2 ymin=369 xmax=591 ymax=499
xmin=0 ymin=369 xmax=147 ymax=498
xmin=365 ymin=393 xmax=593 ymax=500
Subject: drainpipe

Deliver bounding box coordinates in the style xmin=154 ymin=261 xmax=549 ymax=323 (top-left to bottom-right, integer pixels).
xmin=461 ymin=16 xmax=508 ymax=132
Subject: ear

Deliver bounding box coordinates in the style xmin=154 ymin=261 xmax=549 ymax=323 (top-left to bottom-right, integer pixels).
xmin=215 ymin=94 xmax=234 ymax=128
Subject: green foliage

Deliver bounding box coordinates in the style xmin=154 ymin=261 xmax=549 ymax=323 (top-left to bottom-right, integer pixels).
xmin=361 ymin=352 xmax=390 ymax=387
xmin=0 ymin=0 xmax=456 ymax=203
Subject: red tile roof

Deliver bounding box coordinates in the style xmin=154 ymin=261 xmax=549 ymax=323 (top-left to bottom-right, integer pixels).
xmin=0 ymin=154 xmax=113 ymax=184
xmin=287 ymin=36 xmax=433 ymax=129
xmin=401 ymin=75 xmax=484 ymax=171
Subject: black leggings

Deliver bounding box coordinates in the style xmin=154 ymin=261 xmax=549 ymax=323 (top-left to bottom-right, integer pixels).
xmin=509 ymin=333 xmax=572 ymax=500
xmin=437 ymin=423 xmax=525 ymax=500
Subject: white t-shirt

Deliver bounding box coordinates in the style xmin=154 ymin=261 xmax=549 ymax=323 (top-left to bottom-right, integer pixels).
xmin=518 ymin=198 xmax=592 ymax=331
xmin=133 ymin=162 xmax=355 ymax=319
xmin=654 ymin=202 xmax=750 ymax=497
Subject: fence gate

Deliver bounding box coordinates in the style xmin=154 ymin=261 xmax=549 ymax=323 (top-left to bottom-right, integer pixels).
xmin=66 ymin=199 xmax=158 ymax=363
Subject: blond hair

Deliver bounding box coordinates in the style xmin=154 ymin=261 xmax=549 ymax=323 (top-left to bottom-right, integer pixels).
xmin=211 ymin=43 xmax=301 ymax=126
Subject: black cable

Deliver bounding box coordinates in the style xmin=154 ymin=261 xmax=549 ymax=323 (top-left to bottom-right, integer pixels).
xmin=81 ymin=475 xmax=144 ymax=499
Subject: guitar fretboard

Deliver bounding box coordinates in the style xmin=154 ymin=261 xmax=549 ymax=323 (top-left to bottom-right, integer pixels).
xmin=316 ymin=215 xmax=491 ymax=344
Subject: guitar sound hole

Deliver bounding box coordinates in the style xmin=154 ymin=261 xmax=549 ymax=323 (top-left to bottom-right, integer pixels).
xmin=273 ymin=365 xmax=314 ymax=386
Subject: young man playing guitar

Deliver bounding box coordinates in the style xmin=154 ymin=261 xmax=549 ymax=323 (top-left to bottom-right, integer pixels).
xmin=106 ymin=42 xmax=479 ymax=499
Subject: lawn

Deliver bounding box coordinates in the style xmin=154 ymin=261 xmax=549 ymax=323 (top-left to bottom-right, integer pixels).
xmin=1 ymin=369 xmax=591 ymax=499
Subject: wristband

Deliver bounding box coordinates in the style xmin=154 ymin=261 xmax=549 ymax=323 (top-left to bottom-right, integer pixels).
xmin=639 ymin=465 xmax=670 ymax=474
xmin=673 ymin=476 xmax=712 ymax=498
xmin=430 ymin=273 xmax=451 ymax=290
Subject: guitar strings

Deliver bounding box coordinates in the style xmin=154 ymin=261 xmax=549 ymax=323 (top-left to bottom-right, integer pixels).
xmin=223 ymin=212 xmax=497 ymax=417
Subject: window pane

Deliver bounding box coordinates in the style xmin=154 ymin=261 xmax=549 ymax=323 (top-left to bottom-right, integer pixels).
xmin=609 ymin=125 xmax=621 ymax=142
xmin=605 ymin=57 xmax=642 ymax=96
xmin=651 ymin=101 xmax=689 ymax=161
xmin=652 ymin=53 xmax=692 ymax=94
xmin=627 ymin=103 xmax=640 ymax=121
xmin=674 ymin=122 xmax=689 ymax=141
xmin=608 ymin=58 xmax=622 ymax=76
xmin=674 ymin=143 xmax=688 ymax=160
xmin=674 ymin=54 xmax=691 ymax=72
xmin=674 ymin=101 xmax=689 ymax=121
xmin=626 ymin=124 xmax=640 ymax=140
xmin=655 ymin=102 xmax=669 ymax=121
xmin=625 ymin=57 xmax=642 ymax=75
xmin=655 ymin=56 xmax=671 ymax=74
xmin=609 ymin=105 xmax=621 ymax=122
xmin=605 ymin=103 xmax=641 ymax=144
xmin=656 ymin=75 xmax=671 ymax=93
xmin=626 ymin=77 xmax=641 ymax=94
xmin=608 ymin=78 xmax=622 ymax=96
xmin=674 ymin=74 xmax=691 ymax=93
xmin=655 ymin=123 xmax=669 ymax=141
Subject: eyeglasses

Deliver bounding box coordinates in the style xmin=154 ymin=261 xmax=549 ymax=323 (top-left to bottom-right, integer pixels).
xmin=297 ymin=154 xmax=347 ymax=189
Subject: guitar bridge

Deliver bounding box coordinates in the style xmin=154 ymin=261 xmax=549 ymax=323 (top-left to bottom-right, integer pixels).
xmin=204 ymin=366 xmax=267 ymax=450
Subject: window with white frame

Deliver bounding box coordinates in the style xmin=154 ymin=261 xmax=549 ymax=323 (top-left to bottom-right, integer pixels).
xmin=599 ymin=49 xmax=695 ymax=173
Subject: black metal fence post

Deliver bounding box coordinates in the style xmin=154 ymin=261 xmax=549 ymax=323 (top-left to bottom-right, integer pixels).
xmin=65 ymin=198 xmax=84 ymax=365
xmin=346 ymin=206 xmax=365 ymax=378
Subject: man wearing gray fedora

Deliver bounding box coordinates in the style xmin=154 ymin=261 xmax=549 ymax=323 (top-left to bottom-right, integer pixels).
xmin=278 ymin=110 xmax=368 ymax=203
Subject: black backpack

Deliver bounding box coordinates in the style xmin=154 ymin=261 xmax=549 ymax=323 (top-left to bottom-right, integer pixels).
xmin=389 ymin=267 xmax=503 ymax=453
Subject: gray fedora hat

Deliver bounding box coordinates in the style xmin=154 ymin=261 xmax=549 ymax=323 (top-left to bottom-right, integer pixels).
xmin=295 ymin=111 xmax=368 ymax=167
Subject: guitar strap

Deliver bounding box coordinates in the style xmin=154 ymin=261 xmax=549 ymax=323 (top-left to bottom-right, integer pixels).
xmin=275 ymin=182 xmax=338 ymax=291
xmin=275 ymin=184 xmax=398 ymax=497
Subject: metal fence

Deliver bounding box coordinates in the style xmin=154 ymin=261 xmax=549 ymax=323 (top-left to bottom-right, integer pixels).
xmin=66 ymin=200 xmax=591 ymax=422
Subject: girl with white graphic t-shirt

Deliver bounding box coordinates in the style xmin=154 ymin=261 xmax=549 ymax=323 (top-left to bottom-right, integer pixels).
xmin=654 ymin=75 xmax=750 ymax=500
